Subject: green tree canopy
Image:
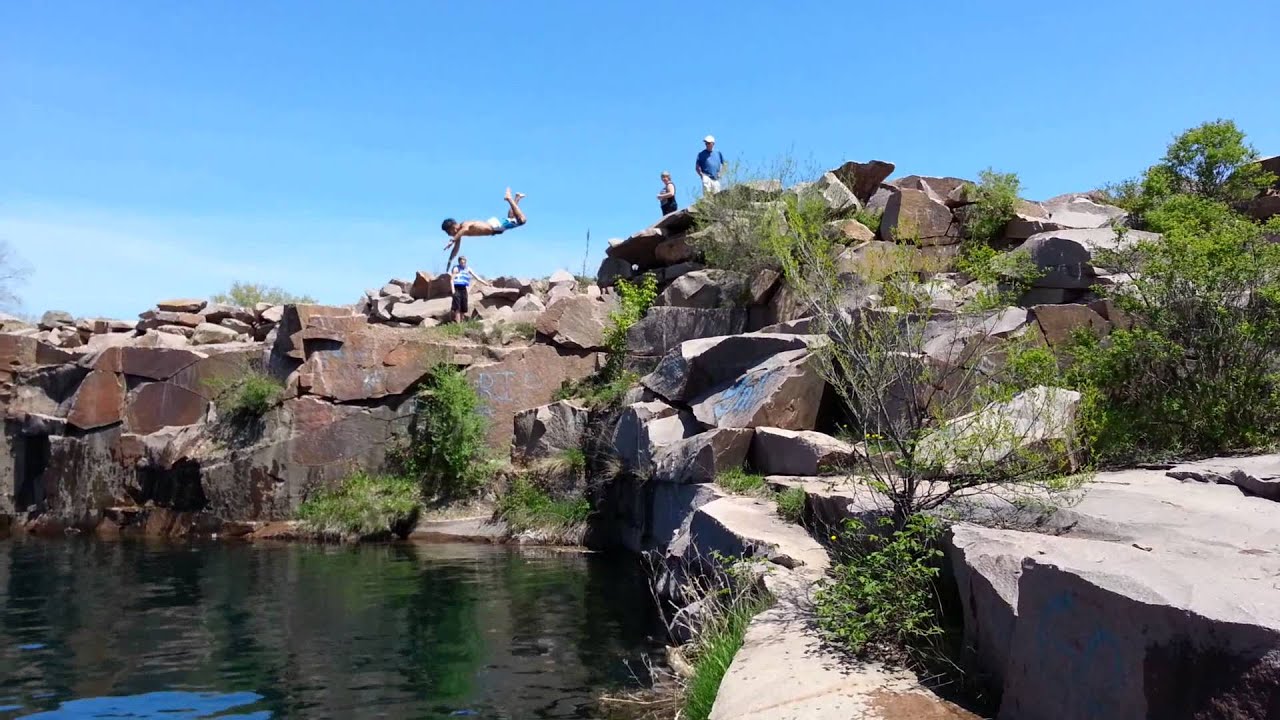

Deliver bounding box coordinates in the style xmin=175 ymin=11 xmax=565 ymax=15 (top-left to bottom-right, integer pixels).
xmin=211 ymin=281 xmax=315 ymax=308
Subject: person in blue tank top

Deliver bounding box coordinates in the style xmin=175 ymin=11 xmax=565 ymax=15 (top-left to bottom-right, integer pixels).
xmin=448 ymin=255 xmax=490 ymax=324
xmin=441 ymin=188 xmax=528 ymax=269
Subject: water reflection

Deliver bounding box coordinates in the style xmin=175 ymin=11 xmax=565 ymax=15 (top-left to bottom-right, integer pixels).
xmin=0 ymin=539 xmax=662 ymax=719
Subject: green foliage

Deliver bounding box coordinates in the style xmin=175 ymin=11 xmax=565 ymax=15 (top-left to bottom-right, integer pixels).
xmin=1070 ymin=196 xmax=1280 ymax=462
xmin=553 ymin=370 xmax=639 ymax=409
xmin=507 ymin=321 xmax=537 ymax=341
xmin=435 ymin=319 xmax=485 ymax=339
xmin=774 ymin=486 xmax=807 ymax=524
xmin=205 ymin=369 xmax=283 ymax=421
xmin=560 ymin=447 xmax=587 ymax=473
xmin=715 ymin=468 xmax=766 ymax=496
xmin=297 ymin=471 xmax=420 ymax=539
xmin=604 ymin=274 xmax=659 ymax=366
xmin=495 ymin=476 xmax=591 ymax=534
xmin=682 ymin=595 xmax=770 ymax=720
xmin=1106 ymin=120 xmax=1274 ymax=224
xmin=961 ymin=169 xmax=1022 ymax=245
xmin=212 ymin=281 xmax=315 ymax=307
xmin=956 ymin=244 xmax=1041 ymax=310
xmin=395 ymin=365 xmax=493 ymax=500
xmin=814 ymin=514 xmax=944 ymax=661
xmin=852 ymin=207 xmax=883 ymax=234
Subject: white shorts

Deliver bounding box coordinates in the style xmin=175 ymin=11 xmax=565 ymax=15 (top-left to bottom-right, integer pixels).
xmin=701 ymin=175 xmax=722 ymax=195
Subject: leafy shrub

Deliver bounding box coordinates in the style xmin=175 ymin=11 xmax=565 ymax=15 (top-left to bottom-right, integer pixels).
xmin=603 ymin=275 xmax=658 ymax=367
xmin=395 ymin=365 xmax=493 ymax=500
xmin=212 ymin=281 xmax=315 ymax=307
xmin=1104 ymin=119 xmax=1275 ymax=225
xmin=1070 ymin=196 xmax=1280 ymax=462
xmin=206 ymin=369 xmax=283 ymax=422
xmin=961 ymin=169 xmax=1022 ymax=245
xmin=715 ymin=468 xmax=766 ymax=496
xmin=553 ymin=371 xmax=639 ymax=409
xmin=814 ymin=514 xmax=944 ymax=662
xmin=774 ymin=486 xmax=807 ymax=524
xmin=496 ymin=476 xmax=591 ymax=534
xmin=852 ymin=207 xmax=883 ymax=234
xmin=297 ymin=472 xmax=420 ymax=539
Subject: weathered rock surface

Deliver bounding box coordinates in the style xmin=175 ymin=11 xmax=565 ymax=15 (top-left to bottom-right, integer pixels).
xmin=918 ymin=386 xmax=1081 ymax=473
xmin=511 ymin=400 xmax=588 ymax=461
xmin=297 ymin=327 xmax=462 ymax=403
xmin=125 ymin=381 xmax=209 ymax=434
xmin=651 ymin=428 xmax=752 ymax=484
xmin=65 ymin=369 xmax=126 ymax=430
xmin=1013 ymin=227 xmax=1159 ymax=290
xmin=750 ymin=427 xmax=858 ymax=476
xmin=881 ymin=188 xmax=960 ymax=246
xmin=535 ymin=295 xmax=612 ymax=350
xmin=607 ymin=227 xmax=667 ymax=267
xmin=948 ymin=522 xmax=1280 ymax=720
xmin=1167 ymin=454 xmax=1280 ymax=502
xmin=156 ymin=299 xmax=208 ymax=313
xmin=626 ymin=307 xmax=748 ymax=360
xmin=679 ymin=496 xmax=828 ymax=573
xmin=690 ymin=349 xmax=825 ymax=430
xmin=612 ymin=399 xmax=691 ymax=474
xmin=830 ymin=160 xmax=896 ymax=203
xmin=191 ymin=322 xmax=240 ymax=345
xmin=410 ymin=271 xmax=454 ymax=300
xmin=642 ymin=333 xmax=819 ymax=403
xmin=800 ymin=172 xmax=860 ymax=214
xmin=465 ymin=344 xmax=598 ymax=449
xmin=653 ymin=269 xmax=747 ymax=310
xmin=1031 ymin=303 xmax=1110 ymax=348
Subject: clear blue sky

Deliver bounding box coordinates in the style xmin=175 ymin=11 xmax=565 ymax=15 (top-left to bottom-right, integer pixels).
xmin=3 ymin=1 xmax=1278 ymax=319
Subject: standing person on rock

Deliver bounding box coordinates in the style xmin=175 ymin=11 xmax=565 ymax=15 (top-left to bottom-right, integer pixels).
xmin=695 ymin=135 xmax=725 ymax=195
xmin=657 ymin=171 xmax=678 ymax=216
xmin=448 ymin=255 xmax=489 ymax=324
xmin=441 ymin=188 xmax=528 ymax=269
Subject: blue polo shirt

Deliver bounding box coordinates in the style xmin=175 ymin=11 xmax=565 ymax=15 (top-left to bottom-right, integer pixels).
xmin=697 ymin=149 xmax=724 ymax=179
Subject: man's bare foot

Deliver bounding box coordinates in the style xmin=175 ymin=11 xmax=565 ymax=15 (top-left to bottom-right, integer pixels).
xmin=514 ymin=192 xmax=526 ymax=202
xmin=504 ymin=187 xmax=513 ymax=202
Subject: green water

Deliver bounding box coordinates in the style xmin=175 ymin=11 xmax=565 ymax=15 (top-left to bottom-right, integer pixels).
xmin=0 ymin=538 xmax=663 ymax=719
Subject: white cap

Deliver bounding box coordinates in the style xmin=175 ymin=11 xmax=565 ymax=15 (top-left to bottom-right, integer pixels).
xmin=704 ymin=135 xmax=715 ymax=143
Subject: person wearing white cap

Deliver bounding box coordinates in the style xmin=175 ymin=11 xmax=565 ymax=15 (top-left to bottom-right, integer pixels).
xmin=695 ymin=135 xmax=725 ymax=195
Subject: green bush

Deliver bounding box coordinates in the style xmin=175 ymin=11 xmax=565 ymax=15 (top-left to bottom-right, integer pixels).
xmin=715 ymin=468 xmax=766 ymax=496
xmin=396 ymin=365 xmax=493 ymax=500
xmin=852 ymin=207 xmax=883 ymax=234
xmin=206 ymin=370 xmax=283 ymax=421
xmin=603 ymin=275 xmax=658 ymax=368
xmin=212 ymin=281 xmax=315 ymax=307
xmin=958 ymin=168 xmax=1021 ymax=247
xmin=774 ymin=486 xmax=807 ymax=524
xmin=1104 ymin=119 xmax=1275 ymax=225
xmin=1070 ymin=196 xmax=1280 ymax=462
xmin=297 ymin=472 xmax=420 ymax=539
xmin=814 ymin=514 xmax=944 ymax=662
xmin=495 ymin=476 xmax=591 ymax=535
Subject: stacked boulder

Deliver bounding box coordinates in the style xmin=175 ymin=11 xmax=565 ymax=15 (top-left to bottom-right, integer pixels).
xmin=356 ymin=269 xmax=591 ymax=332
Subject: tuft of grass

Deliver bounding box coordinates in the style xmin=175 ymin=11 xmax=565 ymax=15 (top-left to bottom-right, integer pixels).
xmin=507 ymin=321 xmax=537 ymax=341
xmin=852 ymin=207 xmax=883 ymax=233
xmin=432 ymin=318 xmax=485 ymax=340
xmin=554 ymin=370 xmax=639 ymax=409
xmin=206 ymin=369 xmax=283 ymax=421
xmin=297 ymin=472 xmax=421 ymax=540
xmin=774 ymin=486 xmax=807 ymax=524
xmin=496 ymin=476 xmax=591 ymax=535
xmin=715 ymin=468 xmax=766 ymax=496
xmin=682 ymin=596 xmax=771 ymax=720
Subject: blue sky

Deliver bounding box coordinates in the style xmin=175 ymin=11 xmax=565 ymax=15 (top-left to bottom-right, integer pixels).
xmin=3 ymin=1 xmax=1278 ymax=319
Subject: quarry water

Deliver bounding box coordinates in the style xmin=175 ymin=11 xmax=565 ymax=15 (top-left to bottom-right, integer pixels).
xmin=0 ymin=538 xmax=663 ymax=719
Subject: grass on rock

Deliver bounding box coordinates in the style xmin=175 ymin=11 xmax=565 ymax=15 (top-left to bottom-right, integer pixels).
xmin=496 ymin=477 xmax=591 ymax=536
xmin=682 ymin=595 xmax=772 ymax=720
xmin=297 ymin=472 xmax=420 ymax=539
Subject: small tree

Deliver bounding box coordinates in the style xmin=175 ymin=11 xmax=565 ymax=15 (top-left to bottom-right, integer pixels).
xmin=395 ymin=365 xmax=493 ymax=500
xmin=961 ymin=168 xmax=1022 ymax=245
xmin=212 ymin=281 xmax=316 ymax=307
xmin=765 ymin=185 xmax=1074 ymax=519
xmin=1106 ymin=120 xmax=1275 ymax=223
xmin=0 ymin=240 xmax=30 ymax=310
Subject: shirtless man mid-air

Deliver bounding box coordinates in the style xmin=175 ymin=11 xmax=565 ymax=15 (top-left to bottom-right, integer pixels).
xmin=441 ymin=188 xmax=528 ymax=268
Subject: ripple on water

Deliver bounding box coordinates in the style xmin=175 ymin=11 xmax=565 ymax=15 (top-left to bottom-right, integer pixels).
xmin=17 ymin=690 xmax=270 ymax=718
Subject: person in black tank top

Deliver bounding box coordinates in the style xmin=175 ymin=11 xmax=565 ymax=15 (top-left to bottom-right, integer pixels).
xmin=657 ymin=172 xmax=678 ymax=215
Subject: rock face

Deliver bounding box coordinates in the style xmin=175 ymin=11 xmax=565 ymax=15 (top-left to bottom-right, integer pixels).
xmin=831 ymin=160 xmax=895 ymax=203
xmin=654 ymin=270 xmax=747 ymax=309
xmin=1167 ymin=454 xmax=1280 ymax=502
xmin=626 ymin=307 xmax=748 ymax=361
xmin=750 ymin=428 xmax=858 ymax=476
xmin=1012 ymin=227 xmax=1159 ymax=290
xmin=642 ymin=333 xmax=819 ymax=403
xmin=535 ymin=295 xmax=612 ymax=350
xmin=465 ymin=344 xmax=598 ymax=449
xmin=511 ymin=400 xmax=589 ymax=461
xmin=191 ymin=323 xmax=240 ymax=345
xmin=690 ymin=349 xmax=825 ymax=431
xmin=613 ymin=400 xmax=687 ymax=474
xmin=881 ymin=188 xmax=961 ymax=245
xmin=652 ymin=428 xmax=753 ymax=484
xmin=918 ymin=386 xmax=1081 ymax=473
xmin=297 ymin=327 xmax=458 ymax=403
xmin=949 ymin=523 xmax=1280 ymax=720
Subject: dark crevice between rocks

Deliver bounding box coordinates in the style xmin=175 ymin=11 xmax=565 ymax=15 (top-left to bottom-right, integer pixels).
xmin=132 ymin=460 xmax=208 ymax=512
xmin=15 ymin=432 xmax=51 ymax=513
